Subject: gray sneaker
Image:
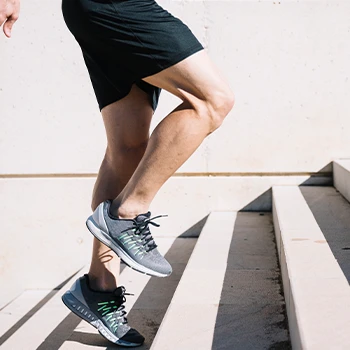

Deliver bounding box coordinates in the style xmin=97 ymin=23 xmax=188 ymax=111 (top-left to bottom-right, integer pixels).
xmin=62 ymin=274 xmax=144 ymax=347
xmin=86 ymin=200 xmax=172 ymax=277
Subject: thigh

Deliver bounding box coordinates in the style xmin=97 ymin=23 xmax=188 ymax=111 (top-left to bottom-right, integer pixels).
xmin=101 ymin=84 xmax=154 ymax=150
xmin=142 ymin=50 xmax=232 ymax=105
xmin=62 ymin=0 xmax=203 ymax=111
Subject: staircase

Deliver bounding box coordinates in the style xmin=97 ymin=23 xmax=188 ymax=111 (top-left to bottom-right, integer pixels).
xmin=1 ymin=160 xmax=350 ymax=350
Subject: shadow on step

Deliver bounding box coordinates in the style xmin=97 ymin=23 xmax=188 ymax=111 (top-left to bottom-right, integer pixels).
xmin=0 ymin=270 xmax=82 ymax=347
xmin=241 ymin=163 xmax=333 ymax=213
xmin=35 ymin=216 xmax=207 ymax=350
xmin=299 ymin=162 xmax=333 ymax=186
xmin=300 ymin=186 xmax=350 ymax=283
xmin=212 ymin=212 xmax=291 ymax=350
xmin=124 ymin=237 xmax=198 ymax=350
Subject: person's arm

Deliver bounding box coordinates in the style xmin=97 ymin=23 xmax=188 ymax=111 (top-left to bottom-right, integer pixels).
xmin=0 ymin=0 xmax=20 ymax=38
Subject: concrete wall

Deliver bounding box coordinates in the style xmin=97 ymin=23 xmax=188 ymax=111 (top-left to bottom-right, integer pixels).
xmin=1 ymin=0 xmax=349 ymax=305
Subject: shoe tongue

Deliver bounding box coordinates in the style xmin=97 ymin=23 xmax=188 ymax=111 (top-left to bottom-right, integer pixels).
xmin=113 ymin=286 xmax=125 ymax=298
xmin=135 ymin=212 xmax=151 ymax=222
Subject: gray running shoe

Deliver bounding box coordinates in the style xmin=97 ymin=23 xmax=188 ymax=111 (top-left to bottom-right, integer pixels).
xmin=86 ymin=200 xmax=172 ymax=277
xmin=62 ymin=274 xmax=144 ymax=347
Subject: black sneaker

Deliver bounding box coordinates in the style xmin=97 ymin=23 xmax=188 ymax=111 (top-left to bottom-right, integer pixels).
xmin=62 ymin=274 xmax=144 ymax=347
xmin=86 ymin=200 xmax=172 ymax=277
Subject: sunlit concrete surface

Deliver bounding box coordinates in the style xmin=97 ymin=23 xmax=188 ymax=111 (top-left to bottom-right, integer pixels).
xmin=273 ymin=186 xmax=350 ymax=350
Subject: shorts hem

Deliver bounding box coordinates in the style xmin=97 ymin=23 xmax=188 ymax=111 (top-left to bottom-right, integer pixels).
xmin=139 ymin=44 xmax=205 ymax=80
xmin=97 ymin=45 xmax=204 ymax=111
xmin=98 ymin=83 xmax=160 ymax=112
xmin=98 ymin=90 xmax=131 ymax=112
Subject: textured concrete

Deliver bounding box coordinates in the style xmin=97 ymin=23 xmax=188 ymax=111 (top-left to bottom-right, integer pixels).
xmin=0 ymin=271 xmax=82 ymax=349
xmin=213 ymin=271 xmax=289 ymax=350
xmin=0 ymin=214 xmax=290 ymax=349
xmin=205 ymin=1 xmax=350 ymax=174
xmin=0 ymin=174 xmax=331 ymax=307
xmin=0 ymin=237 xmax=189 ymax=349
xmin=212 ymin=212 xmax=290 ymax=350
xmin=1 ymin=1 xmax=350 ymax=174
xmin=1 ymin=0 xmax=345 ymax=310
xmin=152 ymin=212 xmax=237 ymax=350
xmin=273 ymin=186 xmax=350 ymax=350
xmin=152 ymin=212 xmax=290 ymax=350
xmin=226 ymin=213 xmax=278 ymax=271
xmin=300 ymin=186 xmax=350 ymax=283
xmin=334 ymin=159 xmax=350 ymax=203
xmin=0 ymin=178 xmax=94 ymax=308
xmin=0 ymin=290 xmax=51 ymax=338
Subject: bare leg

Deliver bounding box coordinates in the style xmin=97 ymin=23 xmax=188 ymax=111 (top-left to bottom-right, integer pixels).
xmin=87 ymin=84 xmax=154 ymax=291
xmin=111 ymin=50 xmax=235 ymax=218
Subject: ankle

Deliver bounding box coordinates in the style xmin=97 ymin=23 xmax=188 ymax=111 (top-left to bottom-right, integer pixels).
xmin=117 ymin=204 xmax=148 ymax=219
xmin=88 ymin=273 xmax=117 ymax=292
xmin=111 ymin=199 xmax=149 ymax=219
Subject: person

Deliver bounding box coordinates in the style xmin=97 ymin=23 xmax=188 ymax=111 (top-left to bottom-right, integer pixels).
xmin=4 ymin=0 xmax=235 ymax=346
xmin=0 ymin=0 xmax=20 ymax=38
xmin=62 ymin=0 xmax=234 ymax=346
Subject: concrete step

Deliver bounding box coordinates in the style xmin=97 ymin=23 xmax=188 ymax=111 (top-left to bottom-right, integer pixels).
xmin=299 ymin=186 xmax=350 ymax=289
xmin=152 ymin=212 xmax=290 ymax=350
xmin=0 ymin=172 xmax=333 ymax=309
xmin=0 ymin=271 xmax=83 ymax=350
xmin=0 ymin=289 xmax=51 ymax=343
xmin=334 ymin=159 xmax=350 ymax=203
xmin=0 ymin=213 xmax=290 ymax=350
xmin=0 ymin=237 xmax=195 ymax=350
xmin=272 ymin=185 xmax=350 ymax=350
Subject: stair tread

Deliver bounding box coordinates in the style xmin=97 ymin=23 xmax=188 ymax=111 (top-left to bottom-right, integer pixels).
xmin=0 ymin=213 xmax=291 ymax=350
xmin=0 ymin=272 xmax=82 ymax=350
xmin=273 ymin=185 xmax=350 ymax=349
xmin=300 ymin=186 xmax=350 ymax=283
xmin=152 ymin=212 xmax=290 ymax=350
xmin=0 ymin=290 xmax=52 ymax=338
xmin=152 ymin=212 xmax=236 ymax=350
xmin=0 ymin=237 xmax=179 ymax=350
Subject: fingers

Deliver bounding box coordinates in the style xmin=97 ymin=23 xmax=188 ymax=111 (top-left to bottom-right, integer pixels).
xmin=3 ymin=14 xmax=18 ymax=38
xmin=1 ymin=0 xmax=20 ymax=38
xmin=0 ymin=14 xmax=6 ymax=28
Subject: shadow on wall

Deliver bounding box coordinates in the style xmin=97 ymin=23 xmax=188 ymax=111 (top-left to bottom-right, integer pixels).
xmin=241 ymin=162 xmax=333 ymax=212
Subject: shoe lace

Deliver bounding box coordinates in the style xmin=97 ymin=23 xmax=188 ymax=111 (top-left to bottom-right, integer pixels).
xmin=132 ymin=214 xmax=167 ymax=252
xmin=98 ymin=287 xmax=134 ymax=333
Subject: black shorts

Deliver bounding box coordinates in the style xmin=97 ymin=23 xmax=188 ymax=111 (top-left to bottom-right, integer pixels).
xmin=62 ymin=0 xmax=204 ymax=111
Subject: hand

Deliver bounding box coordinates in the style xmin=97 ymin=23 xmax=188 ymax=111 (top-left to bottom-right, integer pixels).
xmin=0 ymin=0 xmax=20 ymax=38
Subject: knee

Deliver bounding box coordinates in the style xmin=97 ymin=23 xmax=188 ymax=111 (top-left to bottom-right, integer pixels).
xmin=106 ymin=138 xmax=149 ymax=161
xmin=205 ymin=88 xmax=235 ymax=132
